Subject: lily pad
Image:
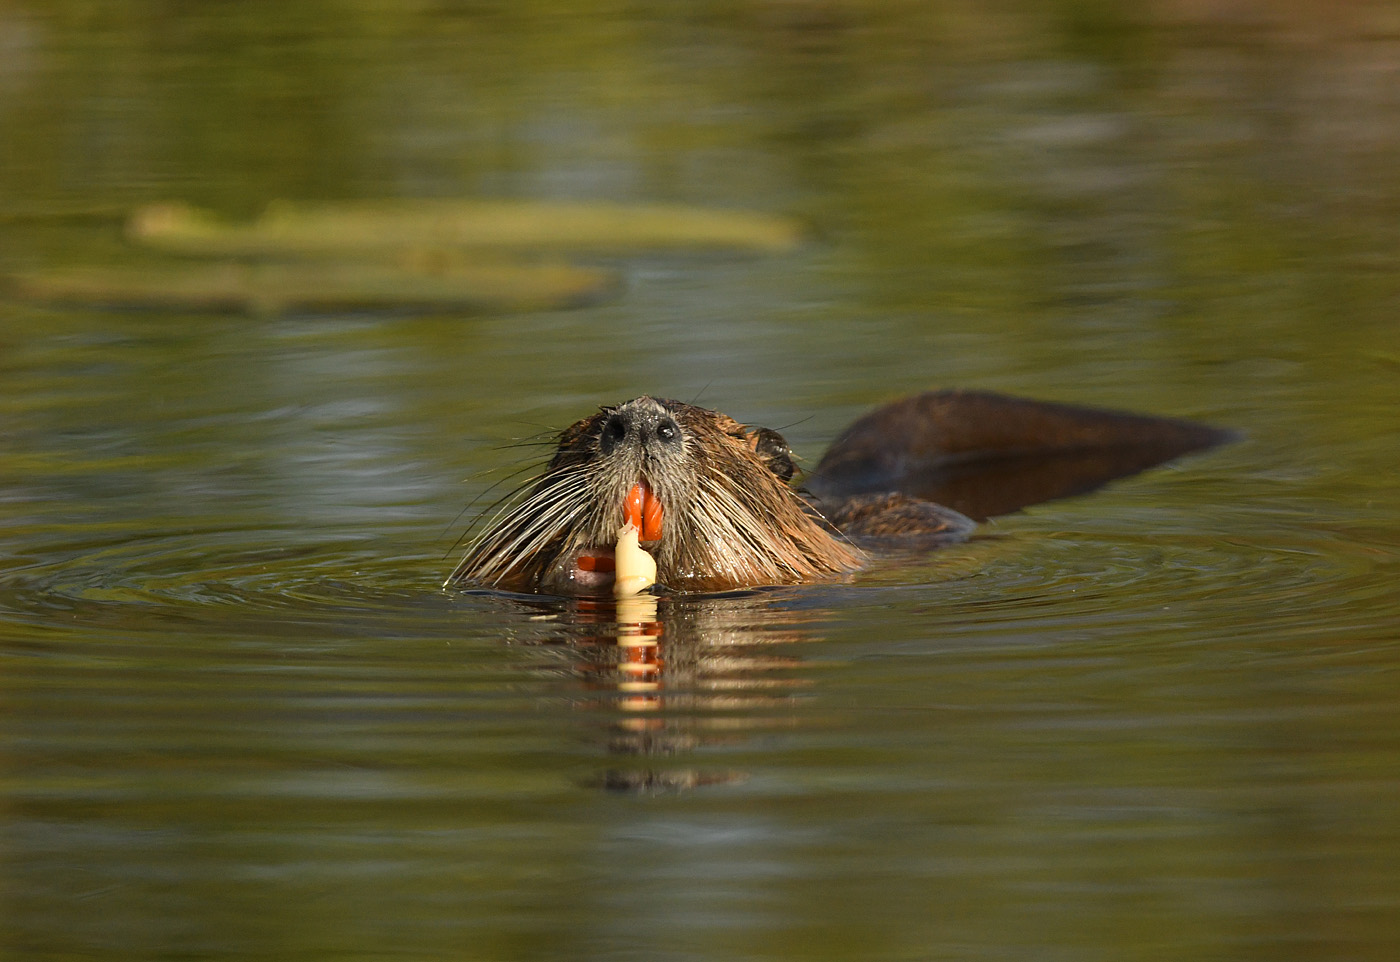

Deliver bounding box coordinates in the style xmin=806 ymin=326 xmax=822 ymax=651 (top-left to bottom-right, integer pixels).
xmin=2 ymin=258 xmax=617 ymax=315
xmin=127 ymin=199 xmax=805 ymax=258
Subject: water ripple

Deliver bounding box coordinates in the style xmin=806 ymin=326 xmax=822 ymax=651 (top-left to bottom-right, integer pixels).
xmin=851 ymin=509 xmax=1400 ymax=649
xmin=0 ymin=523 xmax=454 ymax=633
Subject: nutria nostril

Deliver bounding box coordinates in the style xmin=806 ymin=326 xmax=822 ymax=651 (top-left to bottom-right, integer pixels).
xmin=598 ymin=411 xmax=628 ymax=456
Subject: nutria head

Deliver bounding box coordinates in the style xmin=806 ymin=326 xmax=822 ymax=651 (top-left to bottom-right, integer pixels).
xmin=447 ymin=396 xmax=863 ymax=595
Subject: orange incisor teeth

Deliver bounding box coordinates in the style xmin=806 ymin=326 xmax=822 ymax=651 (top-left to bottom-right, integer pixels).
xmin=625 ymin=480 xmax=663 ymax=541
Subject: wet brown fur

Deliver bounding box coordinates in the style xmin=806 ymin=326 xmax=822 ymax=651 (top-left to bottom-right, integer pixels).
xmin=448 ymin=397 xmax=863 ymax=595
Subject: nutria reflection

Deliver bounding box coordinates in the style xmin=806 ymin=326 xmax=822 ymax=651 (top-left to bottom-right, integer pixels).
xmin=508 ymin=591 xmax=824 ymax=793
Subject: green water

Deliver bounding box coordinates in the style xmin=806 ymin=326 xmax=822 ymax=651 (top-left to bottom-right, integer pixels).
xmin=3 ymin=3 xmax=1400 ymax=960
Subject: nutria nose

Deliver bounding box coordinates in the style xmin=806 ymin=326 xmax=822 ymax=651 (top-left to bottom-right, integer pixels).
xmin=598 ymin=399 xmax=684 ymax=456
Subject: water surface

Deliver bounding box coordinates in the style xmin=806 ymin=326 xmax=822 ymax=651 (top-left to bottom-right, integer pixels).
xmin=3 ymin=4 xmax=1399 ymax=960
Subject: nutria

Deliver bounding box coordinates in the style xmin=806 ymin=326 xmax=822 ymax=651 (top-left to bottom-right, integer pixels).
xmin=447 ymin=391 xmax=1232 ymax=596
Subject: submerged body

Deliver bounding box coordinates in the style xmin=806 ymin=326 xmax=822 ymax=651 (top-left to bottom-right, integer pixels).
xmin=447 ymin=391 xmax=1231 ymax=596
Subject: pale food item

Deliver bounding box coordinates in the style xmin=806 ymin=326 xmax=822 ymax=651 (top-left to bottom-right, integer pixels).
xmin=613 ymin=523 xmax=657 ymax=596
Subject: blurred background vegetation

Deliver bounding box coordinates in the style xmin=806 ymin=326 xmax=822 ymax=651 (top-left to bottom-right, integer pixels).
xmin=5 ymin=0 xmax=1397 ymax=447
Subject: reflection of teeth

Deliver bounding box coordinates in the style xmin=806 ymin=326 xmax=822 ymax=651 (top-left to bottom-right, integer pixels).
xmin=613 ymin=523 xmax=657 ymax=596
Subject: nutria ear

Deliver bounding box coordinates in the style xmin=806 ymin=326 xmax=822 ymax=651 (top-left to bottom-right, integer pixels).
xmin=807 ymin=390 xmax=1236 ymax=522
xmin=742 ymin=427 xmax=797 ymax=483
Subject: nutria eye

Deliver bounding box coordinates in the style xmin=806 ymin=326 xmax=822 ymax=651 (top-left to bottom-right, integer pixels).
xmin=655 ymin=418 xmax=679 ymax=444
xmin=600 ymin=414 xmax=627 ymax=454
